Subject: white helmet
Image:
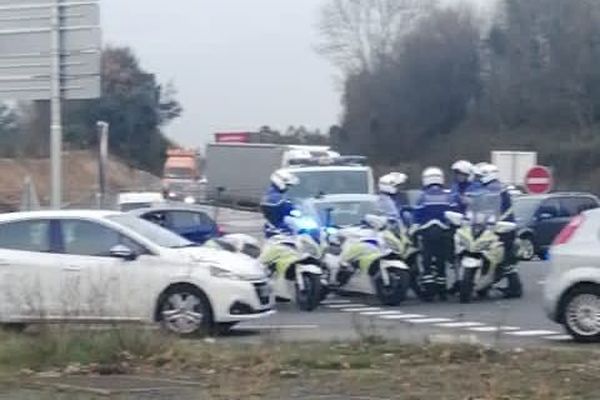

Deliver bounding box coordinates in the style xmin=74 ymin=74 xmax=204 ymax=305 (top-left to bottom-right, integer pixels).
xmin=270 ymin=169 xmax=299 ymax=191
xmin=480 ymin=163 xmax=499 ymax=184
xmin=378 ymin=172 xmax=408 ymax=195
xmin=422 ymin=167 xmax=445 ymax=187
xmin=473 ymin=162 xmax=489 ymax=179
xmin=451 ymin=160 xmax=473 ymax=176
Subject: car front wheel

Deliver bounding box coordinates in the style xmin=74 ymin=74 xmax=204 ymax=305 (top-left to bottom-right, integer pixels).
xmin=158 ymin=286 xmax=212 ymax=336
xmin=517 ymin=237 xmax=535 ymax=261
xmin=563 ymin=284 xmax=600 ymax=343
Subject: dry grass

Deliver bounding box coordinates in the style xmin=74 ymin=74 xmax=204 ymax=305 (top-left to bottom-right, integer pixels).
xmin=1 ymin=329 xmax=600 ymax=399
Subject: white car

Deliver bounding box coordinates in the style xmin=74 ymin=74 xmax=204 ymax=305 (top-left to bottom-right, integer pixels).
xmin=544 ymin=209 xmax=600 ymax=342
xmin=117 ymin=192 xmax=165 ymax=212
xmin=0 ymin=210 xmax=274 ymax=335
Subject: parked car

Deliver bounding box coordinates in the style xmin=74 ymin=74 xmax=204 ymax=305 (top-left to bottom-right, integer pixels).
xmin=544 ymin=208 xmax=600 ymax=342
xmin=130 ymin=204 xmax=221 ymax=244
xmin=117 ymin=192 xmax=165 ymax=212
xmin=0 ymin=210 xmax=273 ymax=335
xmin=514 ymin=193 xmax=600 ymax=260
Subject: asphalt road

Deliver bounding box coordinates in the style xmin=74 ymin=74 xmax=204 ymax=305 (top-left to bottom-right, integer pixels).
xmin=217 ymin=209 xmax=571 ymax=347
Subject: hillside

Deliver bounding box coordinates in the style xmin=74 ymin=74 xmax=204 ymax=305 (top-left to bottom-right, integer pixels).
xmin=0 ymin=150 xmax=161 ymax=211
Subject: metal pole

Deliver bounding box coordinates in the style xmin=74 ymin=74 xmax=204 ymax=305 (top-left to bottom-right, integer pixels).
xmin=50 ymin=0 xmax=62 ymax=209
xmin=97 ymin=121 xmax=109 ymax=208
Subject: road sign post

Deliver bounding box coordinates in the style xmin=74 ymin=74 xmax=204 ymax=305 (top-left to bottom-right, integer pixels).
xmin=525 ymin=166 xmax=553 ymax=194
xmin=0 ymin=0 xmax=101 ymax=209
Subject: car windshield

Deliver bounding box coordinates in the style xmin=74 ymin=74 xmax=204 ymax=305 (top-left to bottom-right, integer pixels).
xmin=309 ymin=200 xmax=381 ymax=227
xmin=165 ymin=167 xmax=194 ymax=179
xmin=513 ymin=197 xmax=542 ymax=223
xmin=107 ymin=214 xmax=194 ymax=249
xmin=287 ymin=170 xmax=369 ymax=200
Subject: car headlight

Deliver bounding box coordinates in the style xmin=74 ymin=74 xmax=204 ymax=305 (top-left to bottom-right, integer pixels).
xmin=209 ymin=265 xmax=266 ymax=281
xmin=184 ymin=196 xmax=195 ymax=204
xmin=169 ymin=191 xmax=177 ymax=198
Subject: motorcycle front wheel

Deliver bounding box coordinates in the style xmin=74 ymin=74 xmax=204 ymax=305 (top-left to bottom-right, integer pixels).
xmin=374 ymin=269 xmax=410 ymax=306
xmin=295 ymin=273 xmax=322 ymax=312
xmin=459 ymin=268 xmax=477 ymax=304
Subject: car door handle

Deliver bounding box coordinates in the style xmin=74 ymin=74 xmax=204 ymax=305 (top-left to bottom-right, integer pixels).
xmin=62 ymin=266 xmax=81 ymax=272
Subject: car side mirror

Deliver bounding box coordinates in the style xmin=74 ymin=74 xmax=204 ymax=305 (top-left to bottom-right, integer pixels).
xmin=110 ymin=245 xmax=137 ymax=261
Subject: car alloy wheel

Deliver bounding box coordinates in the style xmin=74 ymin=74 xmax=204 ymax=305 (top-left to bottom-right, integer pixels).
xmin=160 ymin=291 xmax=207 ymax=335
xmin=566 ymin=293 xmax=600 ymax=339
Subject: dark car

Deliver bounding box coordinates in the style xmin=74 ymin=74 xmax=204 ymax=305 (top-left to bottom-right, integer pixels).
xmin=130 ymin=204 xmax=221 ymax=244
xmin=514 ymin=192 xmax=600 ymax=260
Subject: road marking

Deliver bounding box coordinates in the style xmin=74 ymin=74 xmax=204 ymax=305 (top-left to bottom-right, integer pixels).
xmin=435 ymin=321 xmax=485 ymax=328
xmin=405 ymin=318 xmax=453 ymax=324
xmin=321 ymin=299 xmax=353 ymax=305
xmin=380 ymin=314 xmax=425 ymax=320
xmin=537 ymin=280 xmax=546 ymax=285
xmin=468 ymin=326 xmax=520 ymax=332
xmin=360 ymin=310 xmax=404 ymax=316
xmin=238 ymin=324 xmax=319 ymax=330
xmin=342 ymin=307 xmax=382 ymax=312
xmin=543 ymin=334 xmax=572 ymax=341
xmin=505 ymin=330 xmax=560 ymax=337
xmin=326 ymin=303 xmax=366 ymax=309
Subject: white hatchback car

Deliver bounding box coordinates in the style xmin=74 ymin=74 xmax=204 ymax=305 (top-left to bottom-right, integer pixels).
xmin=544 ymin=209 xmax=600 ymax=342
xmin=0 ymin=210 xmax=274 ymax=335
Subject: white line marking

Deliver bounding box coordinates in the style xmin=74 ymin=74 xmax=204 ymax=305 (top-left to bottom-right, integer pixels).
xmin=505 ymin=330 xmax=560 ymax=337
xmin=326 ymin=303 xmax=365 ymax=309
xmin=435 ymin=321 xmax=485 ymax=328
xmin=380 ymin=314 xmax=425 ymax=320
xmin=238 ymin=324 xmax=319 ymax=330
xmin=468 ymin=326 xmax=520 ymax=332
xmin=360 ymin=310 xmax=404 ymax=316
xmin=544 ymin=334 xmax=572 ymax=341
xmin=537 ymin=280 xmax=546 ymax=285
xmin=342 ymin=307 xmax=382 ymax=312
xmin=321 ymin=299 xmax=353 ymax=305
xmin=405 ymin=318 xmax=453 ymax=324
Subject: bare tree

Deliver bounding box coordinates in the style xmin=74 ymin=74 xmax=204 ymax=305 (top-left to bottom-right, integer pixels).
xmin=318 ymin=0 xmax=437 ymax=72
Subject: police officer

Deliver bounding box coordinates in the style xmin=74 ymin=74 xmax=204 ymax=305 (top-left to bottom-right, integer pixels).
xmin=479 ymin=164 xmax=521 ymax=297
xmin=377 ymin=172 xmax=409 ymax=226
xmin=413 ymin=167 xmax=459 ymax=300
xmin=450 ymin=160 xmax=473 ymax=212
xmin=260 ymin=169 xmax=299 ymax=237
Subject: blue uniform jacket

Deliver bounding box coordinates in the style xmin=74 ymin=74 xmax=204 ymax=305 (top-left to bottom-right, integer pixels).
xmin=260 ymin=184 xmax=295 ymax=234
xmin=413 ymin=185 xmax=460 ymax=230
xmin=450 ymin=181 xmax=472 ymax=213
xmin=482 ymin=180 xmax=514 ymax=222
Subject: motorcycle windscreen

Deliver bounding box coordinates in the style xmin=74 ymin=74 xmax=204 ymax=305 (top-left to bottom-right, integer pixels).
xmin=465 ymin=192 xmax=502 ymax=225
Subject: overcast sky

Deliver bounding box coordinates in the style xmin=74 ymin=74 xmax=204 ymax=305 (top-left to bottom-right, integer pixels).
xmin=102 ymin=0 xmax=339 ymax=147
xmin=102 ymin=0 xmax=496 ymax=148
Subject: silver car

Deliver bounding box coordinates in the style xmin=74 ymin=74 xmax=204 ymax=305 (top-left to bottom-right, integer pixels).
xmin=544 ymin=209 xmax=600 ymax=342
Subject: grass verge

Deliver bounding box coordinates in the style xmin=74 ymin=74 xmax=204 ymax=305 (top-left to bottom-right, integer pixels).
xmin=1 ymin=328 xmax=600 ymax=399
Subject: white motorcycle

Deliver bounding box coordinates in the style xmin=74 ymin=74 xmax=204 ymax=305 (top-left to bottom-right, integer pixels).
xmin=445 ymin=192 xmax=522 ymax=303
xmin=259 ymin=214 xmax=329 ymax=311
xmin=325 ymin=215 xmax=411 ymax=306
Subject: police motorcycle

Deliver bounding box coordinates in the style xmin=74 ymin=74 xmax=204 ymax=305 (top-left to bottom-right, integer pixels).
xmin=445 ymin=192 xmax=520 ymax=303
xmin=259 ymin=211 xmax=329 ymax=311
xmin=325 ymin=213 xmax=412 ymax=306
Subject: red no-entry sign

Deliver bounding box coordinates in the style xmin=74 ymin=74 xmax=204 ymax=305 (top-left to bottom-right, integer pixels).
xmin=525 ymin=166 xmax=553 ymax=194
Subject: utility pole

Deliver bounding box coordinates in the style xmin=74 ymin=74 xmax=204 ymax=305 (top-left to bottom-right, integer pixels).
xmin=97 ymin=121 xmax=109 ymax=208
xmin=50 ymin=0 xmax=63 ymax=209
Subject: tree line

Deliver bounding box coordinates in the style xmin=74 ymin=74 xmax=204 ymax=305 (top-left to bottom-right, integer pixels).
xmin=0 ymin=47 xmax=181 ymax=175
xmin=320 ymin=0 xmax=600 ymax=190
